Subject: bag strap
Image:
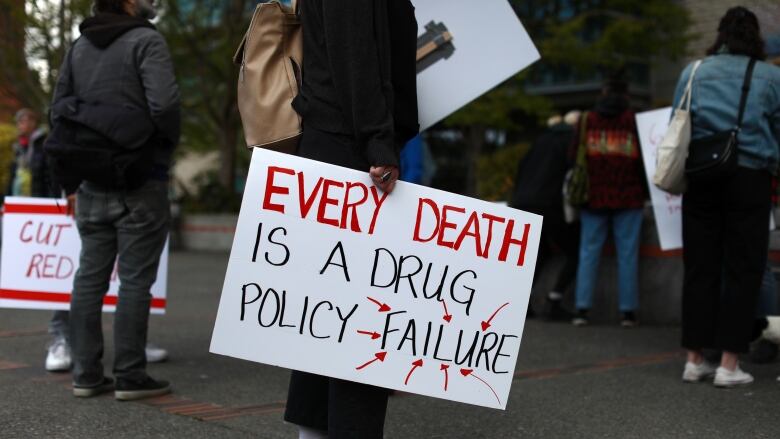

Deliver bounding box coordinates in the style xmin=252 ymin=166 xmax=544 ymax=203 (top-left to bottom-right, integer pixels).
xmin=735 ymin=58 xmax=757 ymax=130
xmin=576 ymin=111 xmax=589 ymax=163
xmin=679 ymin=60 xmax=702 ymax=111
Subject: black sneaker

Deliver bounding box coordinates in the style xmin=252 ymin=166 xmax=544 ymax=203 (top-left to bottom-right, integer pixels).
xmin=115 ymin=376 xmax=171 ymax=401
xmin=621 ymin=312 xmax=638 ymax=328
xmin=73 ymin=377 xmax=115 ymax=398
xmin=544 ymin=300 xmax=574 ymax=322
xmin=572 ymin=309 xmax=589 ymax=326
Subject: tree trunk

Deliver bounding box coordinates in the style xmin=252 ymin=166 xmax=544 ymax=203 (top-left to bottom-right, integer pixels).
xmin=218 ymin=124 xmax=237 ymax=192
xmin=465 ymin=125 xmax=486 ymax=197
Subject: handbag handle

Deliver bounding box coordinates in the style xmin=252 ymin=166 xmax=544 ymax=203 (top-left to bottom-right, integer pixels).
xmin=735 ymin=58 xmax=757 ymax=131
xmin=679 ymin=60 xmax=702 ymax=112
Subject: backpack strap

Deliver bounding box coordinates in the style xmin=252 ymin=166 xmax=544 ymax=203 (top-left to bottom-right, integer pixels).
xmin=735 ymin=58 xmax=757 ymax=131
xmin=680 ymin=60 xmax=702 ymax=112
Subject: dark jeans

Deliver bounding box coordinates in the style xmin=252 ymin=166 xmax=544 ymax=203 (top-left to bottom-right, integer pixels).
xmin=284 ymin=126 xmax=388 ymax=438
xmin=525 ymin=206 xmax=579 ymax=294
xmin=70 ymin=180 xmax=169 ymax=386
xmin=682 ymin=167 xmax=771 ymax=354
xmin=48 ymin=311 xmax=70 ymax=341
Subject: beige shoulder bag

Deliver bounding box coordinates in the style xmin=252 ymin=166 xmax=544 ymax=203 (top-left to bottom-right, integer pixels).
xmin=234 ymin=0 xmax=302 ymax=154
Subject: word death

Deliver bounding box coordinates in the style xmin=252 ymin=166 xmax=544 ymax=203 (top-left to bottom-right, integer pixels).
xmin=413 ymin=198 xmax=532 ymax=267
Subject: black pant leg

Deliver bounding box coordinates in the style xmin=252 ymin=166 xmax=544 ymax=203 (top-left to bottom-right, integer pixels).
xmin=328 ymin=379 xmax=389 ymax=439
xmin=717 ymin=168 xmax=770 ymax=353
xmin=553 ymin=219 xmax=581 ymax=293
xmin=284 ymin=371 xmax=329 ymax=431
xmin=682 ymin=178 xmax=724 ymax=351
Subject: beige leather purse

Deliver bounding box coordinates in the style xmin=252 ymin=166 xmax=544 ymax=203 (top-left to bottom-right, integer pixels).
xmin=234 ymin=0 xmax=302 ymax=154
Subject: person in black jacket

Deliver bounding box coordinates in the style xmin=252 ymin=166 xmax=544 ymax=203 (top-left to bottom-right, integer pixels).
xmin=50 ymin=0 xmax=179 ymax=400
xmin=283 ymin=1 xmax=418 ymax=438
xmin=510 ymin=112 xmax=581 ymax=321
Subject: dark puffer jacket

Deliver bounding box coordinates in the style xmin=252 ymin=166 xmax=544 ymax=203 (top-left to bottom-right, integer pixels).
xmin=51 ymin=13 xmax=180 ymax=183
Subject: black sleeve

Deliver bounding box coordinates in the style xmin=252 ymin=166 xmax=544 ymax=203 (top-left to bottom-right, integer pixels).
xmin=322 ymin=0 xmax=397 ymax=167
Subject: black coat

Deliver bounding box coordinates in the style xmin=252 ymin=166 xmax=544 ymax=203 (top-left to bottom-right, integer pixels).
xmin=292 ymin=0 xmax=419 ymax=168
xmin=510 ymin=123 xmax=575 ymax=212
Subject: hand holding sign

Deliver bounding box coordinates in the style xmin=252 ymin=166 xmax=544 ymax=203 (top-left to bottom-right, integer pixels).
xmin=210 ymin=149 xmax=542 ymax=409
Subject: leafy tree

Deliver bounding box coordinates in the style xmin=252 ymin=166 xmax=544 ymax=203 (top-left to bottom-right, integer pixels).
xmin=445 ymin=0 xmax=691 ymax=196
xmin=0 ymin=0 xmax=91 ymax=113
xmin=157 ymin=0 xmax=253 ymax=195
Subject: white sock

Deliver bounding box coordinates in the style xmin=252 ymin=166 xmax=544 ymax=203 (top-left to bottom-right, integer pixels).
xmin=547 ymin=291 xmax=563 ymax=301
xmin=299 ymin=426 xmax=328 ymax=439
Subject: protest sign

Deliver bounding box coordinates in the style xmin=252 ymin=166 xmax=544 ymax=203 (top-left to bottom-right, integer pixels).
xmin=0 ymin=197 xmax=168 ymax=313
xmin=636 ymin=108 xmax=682 ymax=251
xmin=412 ymin=0 xmax=540 ymax=130
xmin=210 ymin=150 xmax=542 ymax=409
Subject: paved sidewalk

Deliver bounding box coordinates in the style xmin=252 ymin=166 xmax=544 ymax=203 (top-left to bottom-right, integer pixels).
xmin=0 ymin=251 xmax=778 ymax=438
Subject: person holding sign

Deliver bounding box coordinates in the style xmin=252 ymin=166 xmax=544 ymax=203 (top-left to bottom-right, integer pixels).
xmin=282 ymin=0 xmax=418 ymax=437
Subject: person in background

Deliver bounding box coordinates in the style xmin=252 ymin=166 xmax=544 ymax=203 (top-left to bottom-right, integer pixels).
xmin=400 ymin=134 xmax=437 ymax=186
xmin=510 ymin=111 xmax=581 ymax=321
xmin=571 ymin=73 xmax=645 ymax=328
xmin=676 ymin=7 xmax=780 ymax=387
xmin=283 ymin=0 xmax=418 ymax=438
xmin=51 ymin=0 xmax=179 ymax=399
xmin=6 ymin=109 xmax=73 ymax=371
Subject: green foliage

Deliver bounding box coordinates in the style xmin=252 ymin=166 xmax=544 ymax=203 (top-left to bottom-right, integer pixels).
xmin=0 ymin=124 xmax=17 ymax=194
xmin=477 ymin=143 xmax=529 ymax=202
xmin=180 ymin=170 xmax=243 ymax=213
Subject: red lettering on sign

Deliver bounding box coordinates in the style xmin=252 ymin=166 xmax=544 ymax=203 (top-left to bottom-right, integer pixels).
xmin=317 ymin=179 xmax=345 ymax=227
xmin=498 ymin=220 xmax=531 ymax=267
xmin=262 ymin=166 xmax=296 ymax=213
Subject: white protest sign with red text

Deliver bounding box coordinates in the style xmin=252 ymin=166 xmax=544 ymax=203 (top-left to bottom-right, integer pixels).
xmin=636 ymin=108 xmax=683 ymax=251
xmin=0 ymin=197 xmax=168 ymax=313
xmin=210 ymin=150 xmax=542 ymax=409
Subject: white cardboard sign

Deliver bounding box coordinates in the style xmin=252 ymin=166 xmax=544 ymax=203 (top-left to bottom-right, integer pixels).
xmin=0 ymin=197 xmax=168 ymax=314
xmin=636 ymin=108 xmax=683 ymax=251
xmin=412 ymin=0 xmax=540 ymax=130
xmin=210 ymin=150 xmax=542 ymax=409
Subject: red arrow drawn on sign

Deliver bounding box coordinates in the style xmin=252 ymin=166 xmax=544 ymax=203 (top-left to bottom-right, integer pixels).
xmin=404 ymin=359 xmax=424 ymax=385
xmin=441 ymin=300 xmax=452 ymax=323
xmin=367 ymin=297 xmax=391 ymax=312
xmin=357 ymin=330 xmax=381 ymax=340
xmin=440 ymin=364 xmax=450 ymax=391
xmin=460 ymin=368 xmax=500 ymax=405
xmin=481 ymin=302 xmax=509 ymax=331
xmin=356 ymin=352 xmax=387 ymax=370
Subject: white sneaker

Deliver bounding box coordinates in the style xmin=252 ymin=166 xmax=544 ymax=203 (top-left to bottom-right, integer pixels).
xmin=45 ymin=339 xmax=72 ymax=372
xmin=145 ymin=344 xmax=169 ymax=363
xmin=682 ymin=361 xmax=717 ymax=382
xmin=713 ymin=366 xmax=754 ymax=388
xmin=762 ymin=317 xmax=780 ymax=345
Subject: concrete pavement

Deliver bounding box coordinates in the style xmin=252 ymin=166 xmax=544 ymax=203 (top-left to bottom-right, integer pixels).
xmin=0 ymin=251 xmax=778 ymax=438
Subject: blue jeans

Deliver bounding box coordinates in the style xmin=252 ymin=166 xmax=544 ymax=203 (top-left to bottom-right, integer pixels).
xmin=575 ymin=209 xmax=643 ymax=312
xmin=70 ymin=181 xmax=169 ymax=386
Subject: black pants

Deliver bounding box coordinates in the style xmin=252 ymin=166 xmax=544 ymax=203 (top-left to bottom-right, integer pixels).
xmin=283 ymin=126 xmax=389 ymax=438
xmin=525 ymin=206 xmax=580 ymax=294
xmin=682 ymin=167 xmax=771 ymax=354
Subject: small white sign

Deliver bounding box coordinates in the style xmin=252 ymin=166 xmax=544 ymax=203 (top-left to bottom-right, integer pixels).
xmin=0 ymin=197 xmax=168 ymax=314
xmin=636 ymin=108 xmax=683 ymax=251
xmin=413 ymin=0 xmax=540 ymax=130
xmin=210 ymin=150 xmax=543 ymax=409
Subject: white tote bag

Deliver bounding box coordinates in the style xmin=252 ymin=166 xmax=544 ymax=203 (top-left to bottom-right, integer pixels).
xmin=653 ymin=60 xmax=702 ymax=195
